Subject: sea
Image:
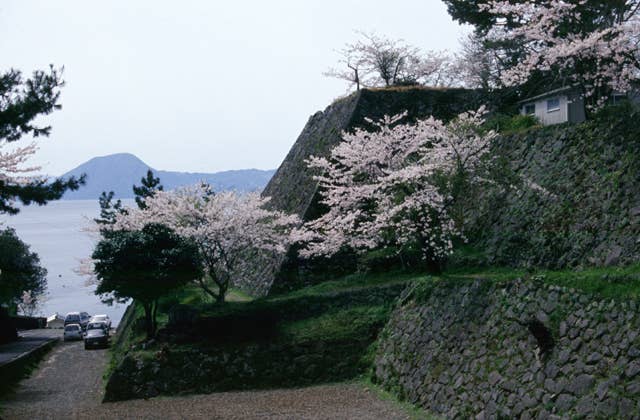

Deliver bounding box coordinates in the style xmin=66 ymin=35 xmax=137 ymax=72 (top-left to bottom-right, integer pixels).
xmin=0 ymin=200 xmax=131 ymax=326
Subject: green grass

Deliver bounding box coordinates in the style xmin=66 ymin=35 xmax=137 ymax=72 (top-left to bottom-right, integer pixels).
xmin=104 ymin=302 xmax=146 ymax=382
xmin=226 ymin=288 xmax=253 ymax=302
xmin=110 ymin=265 xmax=640 ymax=353
xmin=104 ymin=271 xmax=418 ymax=400
xmin=189 ymin=270 xmax=423 ymax=322
xmin=105 ymin=284 xmax=253 ymax=375
xmin=280 ymin=271 xmax=428 ymax=299
xmin=443 ymin=263 xmax=640 ymax=300
xmin=484 ymin=113 xmax=542 ymax=134
xmin=281 ymin=305 xmax=390 ymax=342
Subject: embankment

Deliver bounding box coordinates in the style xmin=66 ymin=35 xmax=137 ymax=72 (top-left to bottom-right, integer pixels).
xmin=461 ymin=104 xmax=640 ymax=269
xmin=374 ymin=276 xmax=640 ymax=418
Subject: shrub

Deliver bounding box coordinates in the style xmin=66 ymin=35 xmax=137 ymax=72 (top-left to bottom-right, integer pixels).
xmin=591 ymin=100 xmax=638 ymax=123
xmin=485 ymin=113 xmax=539 ymax=133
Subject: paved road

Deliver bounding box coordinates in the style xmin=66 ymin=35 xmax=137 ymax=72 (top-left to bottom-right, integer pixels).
xmin=0 ymin=338 xmax=107 ymax=418
xmin=1 ymin=338 xmax=411 ymax=420
xmin=0 ymin=329 xmax=61 ymax=367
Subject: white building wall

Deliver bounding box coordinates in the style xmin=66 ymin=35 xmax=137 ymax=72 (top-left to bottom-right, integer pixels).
xmin=536 ymin=95 xmax=568 ymax=125
xmin=47 ymin=318 xmax=65 ymax=329
xmin=522 ymin=95 xmax=570 ymax=126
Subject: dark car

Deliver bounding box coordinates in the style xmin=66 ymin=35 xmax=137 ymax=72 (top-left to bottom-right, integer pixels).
xmin=86 ymin=321 xmax=109 ymax=335
xmin=79 ymin=312 xmax=91 ymax=330
xmin=64 ymin=312 xmax=81 ymax=327
xmin=84 ymin=323 xmax=109 ymax=349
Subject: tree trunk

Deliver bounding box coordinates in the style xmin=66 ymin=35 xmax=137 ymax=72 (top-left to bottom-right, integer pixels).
xmin=143 ymin=302 xmax=153 ymax=339
xmin=196 ymin=276 xmax=219 ymax=301
xmin=215 ymin=278 xmax=228 ymax=304
xmin=418 ymin=235 xmax=442 ymax=275
xmin=426 ymin=257 xmax=442 ymax=275
xmin=151 ymin=299 xmax=158 ymax=336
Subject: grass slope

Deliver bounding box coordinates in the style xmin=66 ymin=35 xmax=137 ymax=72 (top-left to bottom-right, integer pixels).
xmin=104 ymin=272 xmax=419 ymax=401
xmin=445 ymin=263 xmax=640 ymax=300
xmin=105 ymin=263 xmax=640 ymax=403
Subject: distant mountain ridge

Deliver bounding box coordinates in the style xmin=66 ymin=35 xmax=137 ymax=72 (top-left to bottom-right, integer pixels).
xmin=61 ymin=153 xmax=275 ymax=200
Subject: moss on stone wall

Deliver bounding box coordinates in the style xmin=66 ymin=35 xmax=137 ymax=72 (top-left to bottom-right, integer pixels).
xmin=458 ymin=103 xmax=640 ymax=269
xmin=375 ymin=276 xmax=640 ymax=418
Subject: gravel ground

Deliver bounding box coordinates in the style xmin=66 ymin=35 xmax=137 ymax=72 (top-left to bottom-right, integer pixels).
xmin=93 ymin=385 xmax=412 ymax=420
xmin=1 ymin=339 xmax=107 ymax=418
xmin=1 ymin=340 xmax=411 ymax=420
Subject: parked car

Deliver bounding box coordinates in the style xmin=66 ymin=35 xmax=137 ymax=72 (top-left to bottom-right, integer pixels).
xmin=89 ymin=314 xmax=111 ymax=330
xmin=86 ymin=321 xmax=109 ymax=335
xmin=79 ymin=312 xmax=91 ymax=330
xmin=64 ymin=312 xmax=81 ymax=327
xmin=84 ymin=324 xmax=109 ymax=349
xmin=63 ymin=323 xmax=83 ymax=341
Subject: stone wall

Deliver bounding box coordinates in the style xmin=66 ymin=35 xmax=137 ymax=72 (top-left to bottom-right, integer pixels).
xmin=263 ymin=87 xmax=482 ymax=219
xmin=238 ymin=87 xmax=483 ymax=296
xmin=374 ymin=278 xmax=640 ymax=418
xmin=460 ymin=104 xmax=640 ymax=269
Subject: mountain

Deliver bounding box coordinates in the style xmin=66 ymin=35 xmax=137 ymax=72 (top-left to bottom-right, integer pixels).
xmin=61 ymin=153 xmax=275 ymax=200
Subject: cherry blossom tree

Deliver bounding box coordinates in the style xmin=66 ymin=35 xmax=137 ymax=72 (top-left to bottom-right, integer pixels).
xmin=16 ymin=289 xmax=47 ymax=317
xmin=0 ymin=141 xmax=40 ymax=190
xmin=325 ymin=32 xmax=459 ymax=90
xmin=455 ymin=32 xmax=503 ymax=90
xmin=479 ymin=0 xmax=640 ymax=107
xmin=0 ymin=66 xmax=84 ymax=214
xmin=108 ymin=185 xmax=300 ymax=303
xmin=358 ymin=32 xmax=420 ymax=87
xmin=412 ymin=50 xmax=461 ymax=88
xmin=323 ymin=43 xmax=370 ymax=91
xmin=298 ymin=108 xmax=496 ymax=271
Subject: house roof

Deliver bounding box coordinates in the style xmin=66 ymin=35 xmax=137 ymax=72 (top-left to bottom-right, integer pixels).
xmin=518 ymin=86 xmax=577 ymax=104
xmin=47 ymin=313 xmax=64 ymax=322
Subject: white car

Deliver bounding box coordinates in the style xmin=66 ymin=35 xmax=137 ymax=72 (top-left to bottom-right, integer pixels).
xmin=63 ymin=323 xmax=83 ymax=341
xmin=89 ymin=314 xmax=111 ymax=330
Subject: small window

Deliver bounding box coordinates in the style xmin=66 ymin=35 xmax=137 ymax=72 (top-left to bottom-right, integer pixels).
xmin=524 ymin=104 xmax=536 ymax=114
xmin=612 ymin=94 xmax=627 ymax=105
xmin=547 ymin=98 xmax=560 ymax=112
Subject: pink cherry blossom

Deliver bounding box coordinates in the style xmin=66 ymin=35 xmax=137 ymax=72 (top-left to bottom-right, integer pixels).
xmin=99 ymin=184 xmax=300 ymax=302
xmin=298 ymin=108 xmax=496 ymax=265
xmin=481 ymin=0 xmax=640 ymax=107
xmin=0 ymin=141 xmax=41 ymax=185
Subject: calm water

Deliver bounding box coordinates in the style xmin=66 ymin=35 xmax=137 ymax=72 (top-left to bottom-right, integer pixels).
xmin=0 ymin=200 xmax=130 ymax=326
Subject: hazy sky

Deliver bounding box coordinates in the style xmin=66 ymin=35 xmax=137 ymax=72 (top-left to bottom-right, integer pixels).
xmin=1 ymin=1 xmax=468 ymax=176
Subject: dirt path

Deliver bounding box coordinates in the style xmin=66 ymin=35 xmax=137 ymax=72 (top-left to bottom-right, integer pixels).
xmin=1 ymin=341 xmax=411 ymax=420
